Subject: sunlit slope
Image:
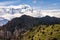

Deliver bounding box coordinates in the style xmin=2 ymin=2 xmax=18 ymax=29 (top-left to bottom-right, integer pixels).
xmin=22 ymin=24 xmax=60 ymax=40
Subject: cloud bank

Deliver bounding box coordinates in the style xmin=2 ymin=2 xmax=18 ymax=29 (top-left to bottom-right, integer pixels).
xmin=41 ymin=10 xmax=60 ymax=18
xmin=0 ymin=4 xmax=60 ymax=20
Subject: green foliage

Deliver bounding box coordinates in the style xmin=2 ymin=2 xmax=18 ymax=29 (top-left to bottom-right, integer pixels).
xmin=22 ymin=24 xmax=60 ymax=40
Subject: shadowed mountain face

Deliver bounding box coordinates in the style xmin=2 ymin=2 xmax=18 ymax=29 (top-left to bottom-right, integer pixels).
xmin=2 ymin=15 xmax=60 ymax=33
xmin=39 ymin=16 xmax=60 ymax=25
xmin=2 ymin=15 xmax=40 ymax=33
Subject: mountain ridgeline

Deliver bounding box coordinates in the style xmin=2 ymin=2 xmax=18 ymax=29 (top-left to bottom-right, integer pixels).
xmin=0 ymin=15 xmax=60 ymax=40
xmin=2 ymin=15 xmax=60 ymax=33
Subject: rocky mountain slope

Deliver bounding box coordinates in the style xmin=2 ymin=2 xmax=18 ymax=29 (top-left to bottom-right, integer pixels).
xmin=2 ymin=15 xmax=60 ymax=33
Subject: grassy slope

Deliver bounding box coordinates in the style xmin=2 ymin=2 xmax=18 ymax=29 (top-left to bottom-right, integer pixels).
xmin=22 ymin=24 xmax=60 ymax=40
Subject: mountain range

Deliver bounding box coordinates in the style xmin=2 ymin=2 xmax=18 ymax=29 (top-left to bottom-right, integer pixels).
xmin=1 ymin=15 xmax=60 ymax=34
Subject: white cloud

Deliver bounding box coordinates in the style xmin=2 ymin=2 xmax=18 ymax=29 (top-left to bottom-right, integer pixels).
xmin=1 ymin=14 xmax=13 ymax=20
xmin=1 ymin=9 xmax=60 ymax=20
xmin=0 ymin=4 xmax=60 ymax=21
xmin=41 ymin=10 xmax=60 ymax=18
xmin=0 ymin=4 xmax=32 ymax=20
xmin=1 ymin=13 xmax=23 ymax=20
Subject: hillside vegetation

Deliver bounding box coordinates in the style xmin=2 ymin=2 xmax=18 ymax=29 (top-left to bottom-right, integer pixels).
xmin=22 ymin=24 xmax=60 ymax=40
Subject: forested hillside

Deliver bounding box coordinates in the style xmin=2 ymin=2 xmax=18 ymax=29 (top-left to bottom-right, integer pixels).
xmin=22 ymin=24 xmax=60 ymax=40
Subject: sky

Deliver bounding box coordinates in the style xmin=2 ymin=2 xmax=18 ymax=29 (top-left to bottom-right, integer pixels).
xmin=0 ymin=0 xmax=60 ymax=26
xmin=0 ymin=0 xmax=60 ymax=9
